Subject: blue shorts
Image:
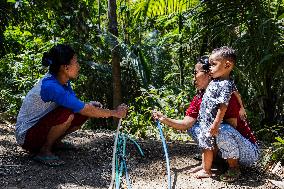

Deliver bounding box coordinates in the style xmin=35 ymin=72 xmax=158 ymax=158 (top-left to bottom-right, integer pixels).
xmin=188 ymin=123 xmax=260 ymax=166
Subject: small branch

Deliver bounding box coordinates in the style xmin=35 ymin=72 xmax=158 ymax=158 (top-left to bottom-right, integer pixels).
xmin=69 ymin=173 xmax=82 ymax=186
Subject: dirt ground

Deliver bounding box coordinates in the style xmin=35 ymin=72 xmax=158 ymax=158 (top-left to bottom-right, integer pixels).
xmin=0 ymin=122 xmax=283 ymax=189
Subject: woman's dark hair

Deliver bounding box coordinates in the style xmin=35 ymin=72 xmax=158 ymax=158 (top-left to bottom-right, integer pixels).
xmin=42 ymin=44 xmax=75 ymax=75
xmin=196 ymin=55 xmax=210 ymax=72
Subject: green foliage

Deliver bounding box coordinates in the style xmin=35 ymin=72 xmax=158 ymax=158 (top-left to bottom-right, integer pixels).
xmin=123 ymin=86 xmax=194 ymax=139
xmin=75 ymin=57 xmax=142 ymax=130
xmin=257 ymin=124 xmax=284 ymax=143
xmin=0 ymin=26 xmax=58 ymax=115
xmin=257 ymin=124 xmax=284 ymax=164
xmin=272 ymin=136 xmax=284 ymax=163
xmin=0 ymin=1 xmax=284 ymax=165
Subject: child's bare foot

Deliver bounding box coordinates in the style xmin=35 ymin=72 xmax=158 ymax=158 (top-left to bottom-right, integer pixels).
xmin=189 ymin=165 xmax=203 ymax=173
xmin=193 ymin=169 xmax=212 ymax=179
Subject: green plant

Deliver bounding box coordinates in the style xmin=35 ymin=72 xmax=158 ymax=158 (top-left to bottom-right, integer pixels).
xmin=123 ymin=86 xmax=194 ymax=140
xmin=257 ymin=124 xmax=284 ymax=167
xmin=272 ymin=136 xmax=284 ymax=163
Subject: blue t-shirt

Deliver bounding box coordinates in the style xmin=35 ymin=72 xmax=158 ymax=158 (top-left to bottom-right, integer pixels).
xmin=15 ymin=73 xmax=85 ymax=145
xmin=41 ymin=75 xmax=84 ymax=113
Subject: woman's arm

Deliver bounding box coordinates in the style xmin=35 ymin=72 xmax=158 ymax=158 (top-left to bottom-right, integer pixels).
xmin=233 ymin=91 xmax=247 ymax=120
xmin=80 ymin=104 xmax=127 ymax=118
xmin=153 ymin=111 xmax=197 ymax=131
xmin=224 ymin=92 xmax=240 ymax=128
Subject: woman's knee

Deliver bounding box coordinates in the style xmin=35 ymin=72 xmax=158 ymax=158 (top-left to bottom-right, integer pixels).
xmin=66 ymin=114 xmax=74 ymax=124
xmin=217 ymin=132 xmax=239 ymax=156
xmin=216 ymin=132 xmax=232 ymax=146
xmin=61 ymin=114 xmax=74 ymax=128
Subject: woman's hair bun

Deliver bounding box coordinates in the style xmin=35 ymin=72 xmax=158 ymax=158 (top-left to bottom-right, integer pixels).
xmin=42 ymin=52 xmax=52 ymax=67
xmin=197 ymin=55 xmax=210 ymax=71
xmin=42 ymin=44 xmax=75 ymax=74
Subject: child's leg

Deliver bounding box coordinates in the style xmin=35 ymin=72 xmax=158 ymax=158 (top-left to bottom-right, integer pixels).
xmin=193 ymin=149 xmax=213 ymax=178
xmin=203 ymin=149 xmax=214 ymax=173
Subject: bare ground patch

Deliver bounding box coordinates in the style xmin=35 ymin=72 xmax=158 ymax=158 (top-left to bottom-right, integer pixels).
xmin=0 ymin=123 xmax=282 ymax=189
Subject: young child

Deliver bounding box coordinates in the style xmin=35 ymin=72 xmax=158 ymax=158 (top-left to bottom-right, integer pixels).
xmin=195 ymin=46 xmax=240 ymax=178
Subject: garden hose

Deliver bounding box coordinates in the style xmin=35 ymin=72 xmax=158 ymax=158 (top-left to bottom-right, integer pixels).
xmin=156 ymin=120 xmax=172 ymax=189
xmin=109 ymin=120 xmax=144 ymax=189
xmin=109 ymin=118 xmax=122 ymax=189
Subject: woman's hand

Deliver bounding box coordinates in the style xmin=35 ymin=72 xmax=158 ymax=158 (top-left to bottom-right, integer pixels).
xmin=114 ymin=104 xmax=128 ymax=118
xmin=152 ymin=110 xmax=165 ymax=122
xmin=239 ymin=107 xmax=247 ymax=120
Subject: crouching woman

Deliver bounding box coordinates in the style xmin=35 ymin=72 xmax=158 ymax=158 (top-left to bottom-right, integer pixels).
xmin=15 ymin=44 xmax=128 ymax=166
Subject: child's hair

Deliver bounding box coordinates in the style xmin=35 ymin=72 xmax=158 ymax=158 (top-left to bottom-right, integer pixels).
xmin=197 ymin=55 xmax=210 ymax=72
xmin=42 ymin=44 xmax=75 ymax=75
xmin=211 ymin=46 xmax=236 ymax=64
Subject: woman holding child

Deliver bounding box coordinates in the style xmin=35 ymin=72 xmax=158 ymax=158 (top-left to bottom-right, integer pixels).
xmin=153 ymin=47 xmax=259 ymax=182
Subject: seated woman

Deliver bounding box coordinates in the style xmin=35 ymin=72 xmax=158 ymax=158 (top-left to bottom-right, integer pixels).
xmin=153 ymin=56 xmax=259 ymax=182
xmin=15 ymin=44 xmax=128 ymax=167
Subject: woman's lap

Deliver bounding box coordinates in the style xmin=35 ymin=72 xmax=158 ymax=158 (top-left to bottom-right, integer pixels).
xmin=22 ymin=107 xmax=88 ymax=153
xmin=188 ymin=124 xmax=200 ymax=143
xmin=188 ymin=123 xmax=260 ymax=166
xmin=217 ymin=124 xmax=259 ymax=166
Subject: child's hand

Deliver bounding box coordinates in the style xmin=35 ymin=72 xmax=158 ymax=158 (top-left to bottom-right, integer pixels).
xmin=239 ymin=107 xmax=247 ymax=120
xmin=209 ymin=124 xmax=219 ymax=136
xmin=152 ymin=110 xmax=165 ymax=122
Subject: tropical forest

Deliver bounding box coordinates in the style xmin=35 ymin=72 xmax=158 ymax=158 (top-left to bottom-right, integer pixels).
xmin=0 ymin=0 xmax=284 ymax=188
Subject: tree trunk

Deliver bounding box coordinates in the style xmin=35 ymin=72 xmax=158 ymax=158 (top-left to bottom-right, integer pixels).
xmin=262 ymin=72 xmax=277 ymax=125
xmin=0 ymin=2 xmax=10 ymax=57
xmin=108 ymin=0 xmax=122 ymax=109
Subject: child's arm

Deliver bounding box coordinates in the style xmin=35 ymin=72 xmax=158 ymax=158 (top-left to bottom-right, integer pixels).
xmin=233 ymin=91 xmax=247 ymax=120
xmin=210 ymin=104 xmax=228 ymax=136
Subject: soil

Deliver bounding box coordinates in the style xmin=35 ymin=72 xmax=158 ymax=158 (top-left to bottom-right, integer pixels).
xmin=0 ymin=122 xmax=283 ymax=189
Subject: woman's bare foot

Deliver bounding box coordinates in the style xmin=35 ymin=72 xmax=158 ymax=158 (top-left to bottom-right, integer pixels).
xmin=192 ymin=169 xmax=212 ymax=179
xmin=189 ymin=165 xmax=203 ymax=173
